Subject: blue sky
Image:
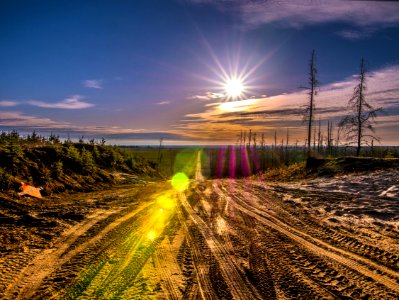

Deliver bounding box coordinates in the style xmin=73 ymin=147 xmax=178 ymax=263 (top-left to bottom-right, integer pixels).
xmin=1 ymin=0 xmax=399 ymax=145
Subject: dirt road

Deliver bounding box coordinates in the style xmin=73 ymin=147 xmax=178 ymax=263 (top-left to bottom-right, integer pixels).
xmin=1 ymin=156 xmax=399 ymax=299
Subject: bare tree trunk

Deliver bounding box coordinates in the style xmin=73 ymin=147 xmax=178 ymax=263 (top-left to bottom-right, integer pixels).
xmin=317 ymin=119 xmax=321 ymax=154
xmin=327 ymin=120 xmax=333 ymax=155
xmin=306 ymin=50 xmax=318 ymax=155
xmin=285 ymin=128 xmax=289 ymax=164
xmin=248 ymin=129 xmax=252 ymax=148
xmin=356 ymin=59 xmax=365 ymax=156
xmin=313 ymin=127 xmax=316 ymax=150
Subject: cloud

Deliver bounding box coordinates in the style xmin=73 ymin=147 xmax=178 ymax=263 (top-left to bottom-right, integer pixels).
xmin=188 ymin=1 xmax=399 ymax=33
xmin=0 ymin=100 xmax=18 ymax=107
xmin=335 ymin=29 xmax=374 ymax=40
xmin=83 ymin=79 xmax=103 ymax=89
xmin=155 ymin=100 xmax=172 ymax=105
xmin=0 ymin=111 xmax=69 ymax=127
xmin=176 ymin=64 xmax=399 ymax=144
xmin=190 ymin=92 xmax=225 ymax=101
xmin=100 ymin=131 xmax=188 ymax=140
xmin=28 ymin=95 xmax=94 ymax=109
xmin=0 ymin=114 xmax=198 ymax=144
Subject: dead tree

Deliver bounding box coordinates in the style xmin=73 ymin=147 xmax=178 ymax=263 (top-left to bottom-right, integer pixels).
xmin=339 ymin=58 xmax=381 ymax=156
xmin=327 ymin=120 xmax=333 ymax=155
xmin=313 ymin=127 xmax=317 ymax=150
xmin=285 ymin=128 xmax=289 ymax=164
xmin=286 ymin=128 xmax=289 ymax=150
xmin=317 ymin=119 xmax=321 ymax=153
xmin=303 ymin=50 xmax=318 ymax=156
xmin=260 ymin=133 xmax=266 ymax=170
xmin=248 ymin=129 xmax=252 ymax=148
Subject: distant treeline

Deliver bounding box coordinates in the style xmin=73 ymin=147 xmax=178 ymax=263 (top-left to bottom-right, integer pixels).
xmin=202 ymin=133 xmax=399 ymax=178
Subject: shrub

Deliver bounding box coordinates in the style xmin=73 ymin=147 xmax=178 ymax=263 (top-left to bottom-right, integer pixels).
xmin=81 ymin=148 xmax=96 ymax=174
xmin=0 ymin=168 xmax=12 ymax=190
xmin=52 ymin=161 xmax=64 ymax=179
xmin=64 ymin=144 xmax=82 ymax=172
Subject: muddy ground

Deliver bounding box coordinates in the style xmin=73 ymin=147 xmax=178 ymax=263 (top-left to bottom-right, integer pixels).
xmin=1 ymin=168 xmax=399 ymax=299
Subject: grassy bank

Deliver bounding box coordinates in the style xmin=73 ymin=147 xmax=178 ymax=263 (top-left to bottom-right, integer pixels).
xmin=0 ymin=131 xmax=158 ymax=196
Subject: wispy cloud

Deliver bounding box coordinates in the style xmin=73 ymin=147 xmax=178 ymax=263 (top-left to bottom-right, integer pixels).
xmin=176 ymin=64 xmax=399 ymax=144
xmin=0 ymin=100 xmax=18 ymax=107
xmin=335 ymin=29 xmax=374 ymax=40
xmin=83 ymin=79 xmax=103 ymax=89
xmin=189 ymin=92 xmax=225 ymax=101
xmin=28 ymin=95 xmax=94 ymax=109
xmin=155 ymin=100 xmax=172 ymax=105
xmin=0 ymin=111 xmax=69 ymax=127
xmin=188 ymin=0 xmax=399 ymax=37
xmin=0 ymin=113 xmax=197 ymax=144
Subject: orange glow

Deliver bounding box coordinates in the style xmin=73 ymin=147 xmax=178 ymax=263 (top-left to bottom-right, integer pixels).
xmin=219 ymin=99 xmax=257 ymax=112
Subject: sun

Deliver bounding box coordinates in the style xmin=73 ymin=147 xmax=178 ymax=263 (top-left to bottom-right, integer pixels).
xmin=224 ymin=78 xmax=245 ymax=98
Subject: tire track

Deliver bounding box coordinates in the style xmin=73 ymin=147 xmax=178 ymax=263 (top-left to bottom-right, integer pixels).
xmin=153 ymin=230 xmax=185 ymax=300
xmin=178 ymin=191 xmax=263 ymax=300
xmin=217 ymin=182 xmax=399 ymax=294
xmin=176 ymin=203 xmax=217 ymax=300
xmin=250 ymin=182 xmax=399 ymax=271
xmin=2 ymin=201 xmax=154 ymax=300
xmin=236 ymin=182 xmax=399 ymax=279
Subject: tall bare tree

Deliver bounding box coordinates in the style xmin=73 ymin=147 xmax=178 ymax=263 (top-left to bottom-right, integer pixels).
xmin=339 ymin=58 xmax=381 ymax=156
xmin=303 ymin=50 xmax=318 ymax=155
xmin=327 ymin=120 xmax=333 ymax=155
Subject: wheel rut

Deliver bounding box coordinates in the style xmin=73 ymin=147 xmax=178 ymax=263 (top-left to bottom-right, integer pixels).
xmin=217 ymin=181 xmax=399 ymax=296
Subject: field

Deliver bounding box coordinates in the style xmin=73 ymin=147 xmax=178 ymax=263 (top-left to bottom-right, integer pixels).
xmin=1 ymin=150 xmax=399 ymax=299
xmin=122 ymin=146 xmax=199 ymax=177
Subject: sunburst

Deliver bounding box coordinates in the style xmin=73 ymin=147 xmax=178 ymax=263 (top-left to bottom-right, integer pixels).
xmin=224 ymin=77 xmax=245 ymax=98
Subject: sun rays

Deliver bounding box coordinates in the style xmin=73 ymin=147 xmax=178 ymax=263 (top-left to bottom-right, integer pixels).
xmin=190 ymin=27 xmax=275 ymax=103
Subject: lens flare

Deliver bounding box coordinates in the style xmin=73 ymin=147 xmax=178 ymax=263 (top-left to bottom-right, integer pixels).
xmin=171 ymin=172 xmax=189 ymax=192
xmin=147 ymin=230 xmax=157 ymax=241
xmin=157 ymin=194 xmax=175 ymax=209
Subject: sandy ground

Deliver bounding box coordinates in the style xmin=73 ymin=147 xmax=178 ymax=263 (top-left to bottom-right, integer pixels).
xmin=1 ymin=161 xmax=399 ymax=299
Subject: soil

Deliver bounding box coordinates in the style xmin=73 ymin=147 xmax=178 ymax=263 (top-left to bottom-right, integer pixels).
xmin=1 ymin=155 xmax=399 ymax=299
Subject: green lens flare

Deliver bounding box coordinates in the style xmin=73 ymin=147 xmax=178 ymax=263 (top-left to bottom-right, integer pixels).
xmin=171 ymin=172 xmax=189 ymax=192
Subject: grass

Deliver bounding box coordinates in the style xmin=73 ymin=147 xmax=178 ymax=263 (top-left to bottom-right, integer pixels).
xmin=122 ymin=146 xmax=199 ymax=178
xmin=260 ymin=161 xmax=307 ymax=182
